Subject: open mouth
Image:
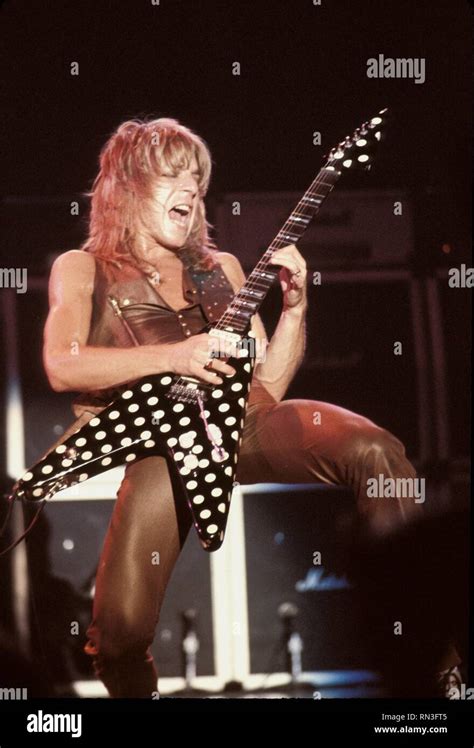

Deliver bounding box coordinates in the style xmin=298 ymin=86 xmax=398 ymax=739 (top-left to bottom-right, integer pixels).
xmin=168 ymin=203 xmax=192 ymax=227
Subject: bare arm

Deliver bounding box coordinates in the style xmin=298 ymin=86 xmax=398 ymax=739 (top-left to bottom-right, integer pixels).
xmin=216 ymin=249 xmax=307 ymax=402
xmin=43 ymin=251 xmax=234 ymax=392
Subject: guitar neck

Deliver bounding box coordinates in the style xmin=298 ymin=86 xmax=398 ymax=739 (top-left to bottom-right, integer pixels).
xmin=213 ymin=160 xmax=341 ymax=334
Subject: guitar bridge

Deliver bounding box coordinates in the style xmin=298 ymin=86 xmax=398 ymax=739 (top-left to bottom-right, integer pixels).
xmin=167 ymin=377 xmax=209 ymax=403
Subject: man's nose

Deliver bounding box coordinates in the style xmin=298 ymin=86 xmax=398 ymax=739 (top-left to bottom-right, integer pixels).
xmin=177 ymin=171 xmax=198 ymax=194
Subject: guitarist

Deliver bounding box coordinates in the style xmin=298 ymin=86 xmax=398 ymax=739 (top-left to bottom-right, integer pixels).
xmin=42 ymin=118 xmax=459 ymax=697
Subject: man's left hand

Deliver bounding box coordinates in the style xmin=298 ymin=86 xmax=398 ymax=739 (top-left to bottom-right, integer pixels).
xmin=269 ymin=244 xmax=307 ymax=312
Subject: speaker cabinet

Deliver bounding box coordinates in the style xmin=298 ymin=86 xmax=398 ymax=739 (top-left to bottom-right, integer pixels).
xmin=243 ymin=484 xmax=368 ymax=673
xmin=259 ymin=271 xmax=429 ymax=464
xmin=216 ymin=190 xmax=414 ymax=270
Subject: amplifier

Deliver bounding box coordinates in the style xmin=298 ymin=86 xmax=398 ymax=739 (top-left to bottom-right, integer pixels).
xmin=215 ymin=190 xmax=414 ymax=270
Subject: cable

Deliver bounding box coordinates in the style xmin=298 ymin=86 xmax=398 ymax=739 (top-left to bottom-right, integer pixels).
xmin=0 ymin=495 xmax=46 ymax=557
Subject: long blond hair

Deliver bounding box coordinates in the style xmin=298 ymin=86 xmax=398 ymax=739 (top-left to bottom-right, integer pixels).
xmin=81 ymin=117 xmax=218 ymax=275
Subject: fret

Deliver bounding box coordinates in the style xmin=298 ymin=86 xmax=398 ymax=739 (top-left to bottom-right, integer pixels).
xmin=300 ymin=195 xmax=323 ymax=205
xmin=277 ymin=232 xmax=300 ymax=243
xmin=232 ymin=298 xmax=259 ymax=311
xmin=214 ymin=155 xmax=345 ymax=333
xmin=239 ymin=288 xmax=266 ymax=299
xmin=287 ymin=215 xmax=312 ymax=225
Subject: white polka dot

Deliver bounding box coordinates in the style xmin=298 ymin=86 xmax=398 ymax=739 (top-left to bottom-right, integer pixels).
xmin=153 ymin=409 xmax=165 ymax=420
xmin=184 ymin=455 xmax=199 ymax=470
xmin=144 ymin=440 xmax=155 ymax=448
xmin=179 ymin=433 xmax=195 ymax=448
xmin=122 ymin=390 xmax=133 ymax=399
xmin=160 ymin=376 xmax=172 ymax=385
xmin=114 ymin=424 xmax=126 ymax=433
xmin=141 ymin=383 xmax=152 ymax=392
xmin=179 ymin=466 xmax=191 ymax=475
xmin=244 ymin=363 xmax=251 ymax=372
xmin=128 ymin=403 xmax=139 ymax=413
xmin=167 ymin=437 xmax=178 ymax=447
xmin=109 ymin=411 xmax=120 ymax=420
xmin=140 ymin=430 xmax=152 ymax=440
xmin=160 ymin=423 xmax=171 ymax=433
xmin=134 ymin=417 xmax=146 ymax=426
xmin=218 ymin=403 xmax=230 ymax=412
xmin=200 ymin=509 xmax=211 ymax=519
xmin=205 ymin=473 xmax=216 ymax=483
xmin=121 ymin=437 xmax=132 ymax=447
xmin=81 ymin=451 xmax=93 ymax=460
xmin=23 ymin=472 xmax=33 ymax=481
xmin=238 ymin=398 xmax=245 ymax=407
xmin=212 ymin=448 xmax=227 ymax=463
xmin=147 ymin=396 xmax=159 ymax=406
xmin=61 ymin=459 xmax=73 ymax=467
xmin=173 ymin=403 xmax=185 ymax=412
xmin=231 ymin=431 xmax=239 ymax=440
xmin=125 ymin=453 xmax=136 ymax=462
xmin=41 ymin=465 xmax=53 ymax=474
xmin=192 ymin=444 xmax=204 ymax=454
xmin=211 ymin=487 xmax=223 ymax=497
xmin=186 ymin=480 xmax=198 ymax=490
xmin=101 ymin=444 xmax=113 ymax=453
xmin=218 ymin=503 xmax=226 ymax=513
xmin=225 ymin=417 xmax=236 ymax=426
xmin=198 ymin=459 xmax=210 ymax=468
xmin=225 ymin=467 xmax=233 ymax=475
xmin=231 ymin=382 xmax=243 ymax=392
xmin=89 ymin=417 xmax=101 ymax=427
xmin=33 ymin=488 xmax=44 ymax=498
xmin=95 ymin=430 xmax=106 ymax=440
xmin=179 ymin=417 xmax=190 ymax=426
xmin=101 ymin=457 xmax=112 ymax=466
xmin=79 ymin=473 xmax=88 ymax=481
xmin=212 ymin=389 xmax=223 ymax=399
xmin=207 ymin=524 xmax=218 ymax=534
xmin=193 ymin=495 xmax=205 ymax=504
xmin=74 ymin=438 xmax=86 ymax=448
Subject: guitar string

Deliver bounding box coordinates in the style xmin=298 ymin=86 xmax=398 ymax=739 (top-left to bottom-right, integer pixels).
xmin=170 ymin=160 xmax=340 ymax=391
xmin=172 ymin=114 xmax=383 ymax=387
xmin=214 ymin=157 xmax=339 ymax=330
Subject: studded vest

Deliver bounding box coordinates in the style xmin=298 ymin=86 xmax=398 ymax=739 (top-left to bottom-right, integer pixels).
xmin=72 ymin=251 xmax=273 ymax=417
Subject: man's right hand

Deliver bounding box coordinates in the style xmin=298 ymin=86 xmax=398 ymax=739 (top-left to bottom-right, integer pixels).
xmin=167 ymin=333 xmax=236 ymax=385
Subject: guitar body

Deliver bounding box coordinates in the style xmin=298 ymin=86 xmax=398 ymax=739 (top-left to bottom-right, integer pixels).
xmin=11 ymin=109 xmax=388 ymax=552
xmin=14 ymin=324 xmax=257 ymax=551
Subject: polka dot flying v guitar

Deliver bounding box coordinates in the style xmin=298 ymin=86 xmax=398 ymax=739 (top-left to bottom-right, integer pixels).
xmin=12 ymin=111 xmax=387 ymax=552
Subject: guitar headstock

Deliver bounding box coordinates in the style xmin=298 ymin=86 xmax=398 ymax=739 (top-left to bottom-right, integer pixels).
xmin=327 ymin=108 xmax=389 ymax=171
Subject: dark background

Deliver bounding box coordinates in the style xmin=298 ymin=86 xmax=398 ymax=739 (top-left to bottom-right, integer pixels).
xmin=0 ymin=0 xmax=471 ymax=693
xmin=0 ymin=0 xmax=471 ymax=268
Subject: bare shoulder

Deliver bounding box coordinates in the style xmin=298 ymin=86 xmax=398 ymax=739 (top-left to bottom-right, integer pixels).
xmin=49 ymin=250 xmax=96 ymax=298
xmin=214 ymin=251 xmax=246 ymax=284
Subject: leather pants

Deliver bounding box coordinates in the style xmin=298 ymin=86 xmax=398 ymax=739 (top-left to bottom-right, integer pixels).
xmin=75 ymin=393 xmax=456 ymax=698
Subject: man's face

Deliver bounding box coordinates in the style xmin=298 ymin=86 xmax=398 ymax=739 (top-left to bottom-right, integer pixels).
xmin=147 ymin=155 xmax=200 ymax=251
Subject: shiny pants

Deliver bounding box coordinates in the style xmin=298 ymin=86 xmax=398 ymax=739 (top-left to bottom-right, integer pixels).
xmin=72 ymin=394 xmax=451 ymax=697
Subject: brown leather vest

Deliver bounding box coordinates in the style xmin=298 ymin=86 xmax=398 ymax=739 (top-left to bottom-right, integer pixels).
xmin=72 ymin=252 xmax=273 ymax=417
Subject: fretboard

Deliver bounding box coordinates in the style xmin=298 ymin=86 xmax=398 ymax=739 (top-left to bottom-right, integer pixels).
xmin=214 ymin=161 xmax=341 ymax=333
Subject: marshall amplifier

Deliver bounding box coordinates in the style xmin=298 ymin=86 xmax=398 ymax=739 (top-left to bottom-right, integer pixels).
xmin=215 ymin=190 xmax=414 ymax=270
